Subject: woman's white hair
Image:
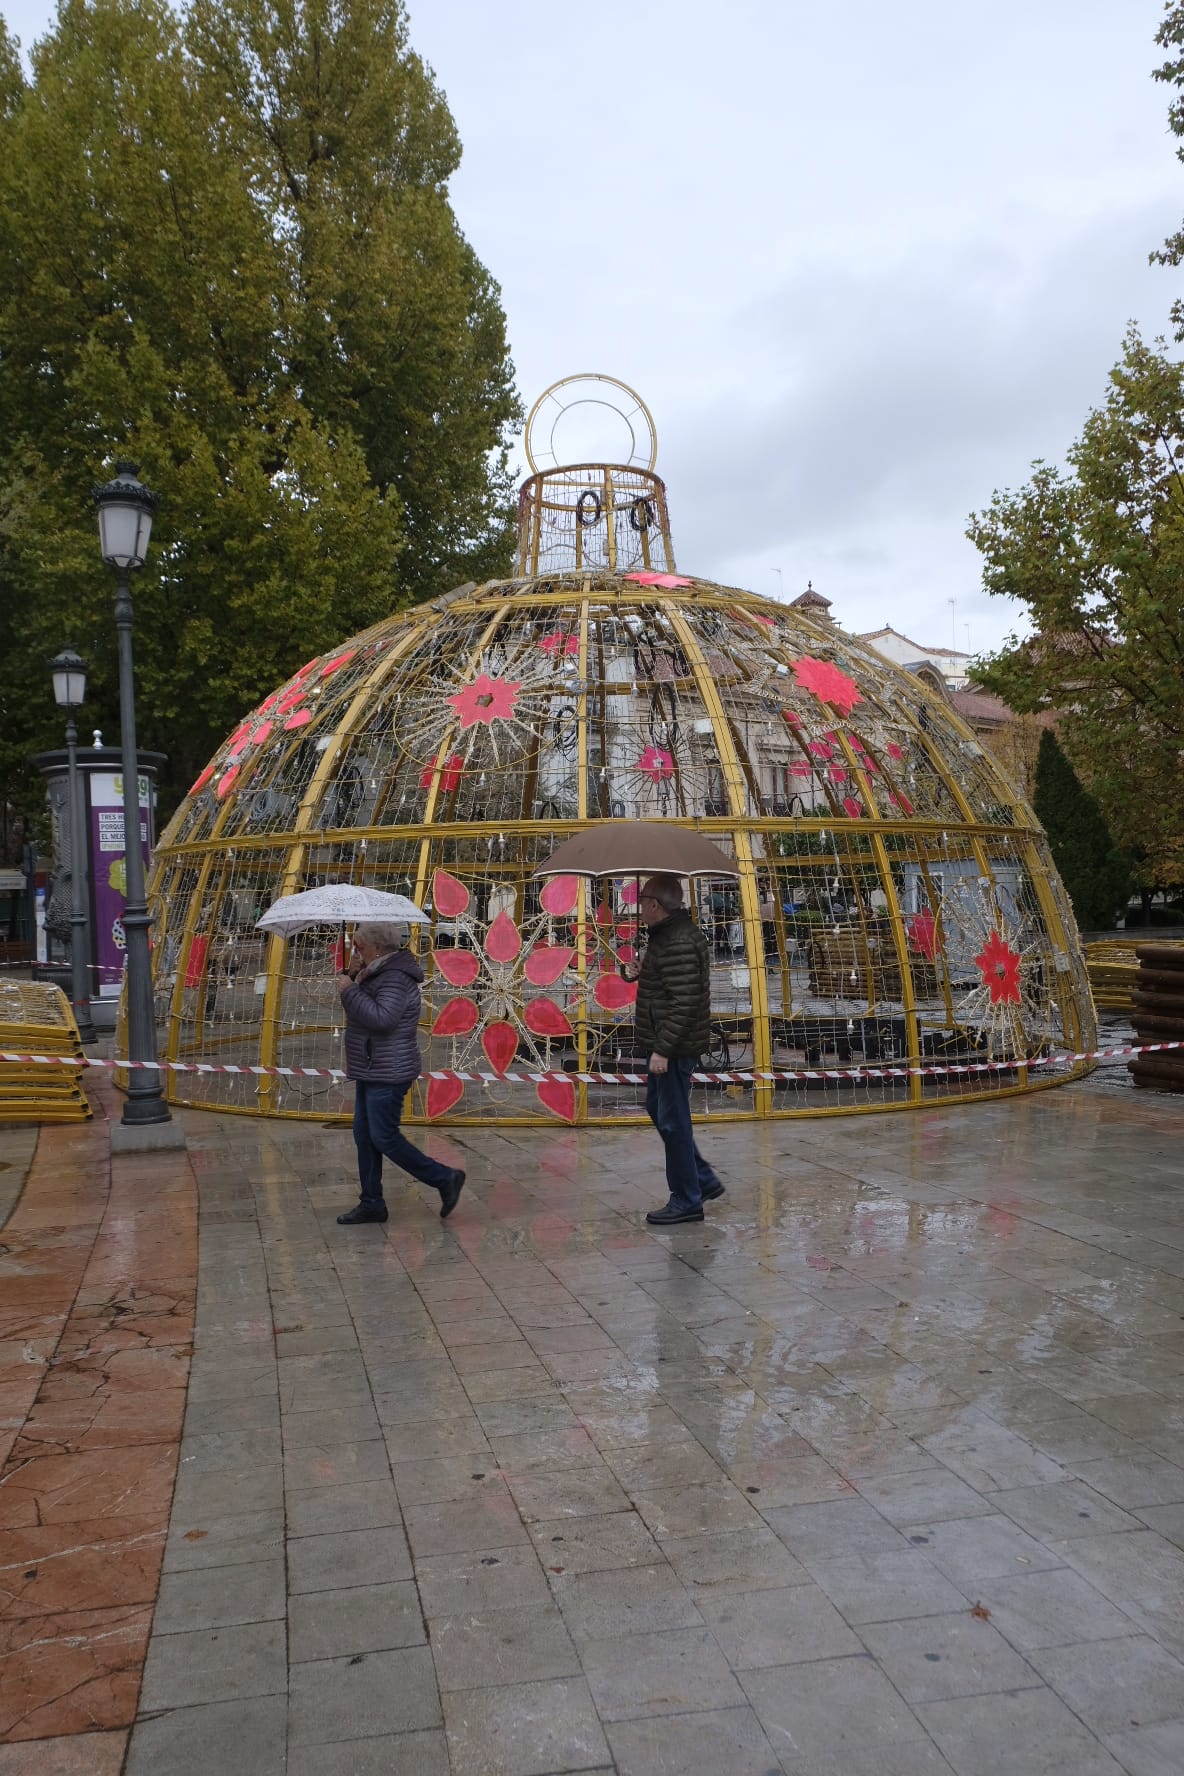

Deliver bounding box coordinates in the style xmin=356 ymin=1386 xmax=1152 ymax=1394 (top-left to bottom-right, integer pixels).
xmin=354 ymin=920 xmax=410 ymax=952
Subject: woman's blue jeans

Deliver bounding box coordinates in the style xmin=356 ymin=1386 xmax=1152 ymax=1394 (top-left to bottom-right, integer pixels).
xmin=644 ymin=1055 xmax=721 ymax=1212
xmin=353 ymin=1078 xmax=454 ymax=1203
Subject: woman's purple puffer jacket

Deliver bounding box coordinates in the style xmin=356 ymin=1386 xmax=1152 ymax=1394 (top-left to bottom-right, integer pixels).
xmin=339 ymin=949 xmax=424 ymax=1082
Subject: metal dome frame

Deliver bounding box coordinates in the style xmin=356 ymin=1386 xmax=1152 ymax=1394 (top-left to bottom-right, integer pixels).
xmin=142 ymin=570 xmax=1095 ymax=1126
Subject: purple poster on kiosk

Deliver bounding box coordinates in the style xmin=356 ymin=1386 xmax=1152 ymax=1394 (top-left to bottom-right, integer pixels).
xmin=89 ymin=771 xmax=153 ymax=1000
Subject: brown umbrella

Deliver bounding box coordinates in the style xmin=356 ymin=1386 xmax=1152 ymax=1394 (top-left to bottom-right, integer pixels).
xmin=533 ymin=821 xmax=738 ymax=879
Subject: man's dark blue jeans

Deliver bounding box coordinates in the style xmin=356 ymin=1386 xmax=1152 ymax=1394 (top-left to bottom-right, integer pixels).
xmin=645 ymin=1054 xmax=722 ymax=1212
xmin=353 ymin=1078 xmax=455 ymax=1204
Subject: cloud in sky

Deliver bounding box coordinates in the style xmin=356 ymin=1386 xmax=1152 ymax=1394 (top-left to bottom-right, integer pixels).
xmin=4 ymin=0 xmax=1183 ymax=656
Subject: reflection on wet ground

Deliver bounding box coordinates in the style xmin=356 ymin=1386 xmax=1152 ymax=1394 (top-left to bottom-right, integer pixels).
xmin=4 ymin=1070 xmax=1184 ymax=1773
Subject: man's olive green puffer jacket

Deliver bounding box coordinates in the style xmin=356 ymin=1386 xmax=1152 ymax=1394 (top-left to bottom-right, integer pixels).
xmin=634 ymin=909 xmax=712 ymax=1058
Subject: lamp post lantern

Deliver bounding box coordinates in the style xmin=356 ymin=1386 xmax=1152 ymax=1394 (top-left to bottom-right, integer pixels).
xmin=93 ymin=460 xmax=170 ymax=1127
xmin=50 ymin=647 xmax=96 ymax=1044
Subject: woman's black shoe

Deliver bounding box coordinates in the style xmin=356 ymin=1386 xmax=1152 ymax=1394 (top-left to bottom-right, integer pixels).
xmin=646 ymin=1202 xmax=704 ymax=1225
xmin=440 ymin=1169 xmax=465 ymax=1218
xmin=337 ymin=1202 xmax=388 ymax=1224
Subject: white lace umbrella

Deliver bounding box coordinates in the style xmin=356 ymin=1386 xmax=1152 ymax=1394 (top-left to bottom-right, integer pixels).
xmin=257 ymin=885 xmax=428 ymax=938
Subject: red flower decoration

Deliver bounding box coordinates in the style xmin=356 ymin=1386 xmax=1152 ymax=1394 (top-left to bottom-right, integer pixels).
xmin=792 ymin=656 xmax=863 ymax=717
xmin=808 ymin=741 xmax=834 ymax=759
xmin=283 ymin=709 xmax=312 ymax=732
xmin=906 ymin=911 xmax=939 ymax=960
xmin=975 ymin=930 xmax=1023 ymax=1005
xmin=190 ymin=762 xmax=216 ymax=796
xmin=624 ymin=572 xmax=693 ymax=588
xmin=420 ymin=753 xmax=465 ymax=793
xmin=782 ymin=710 xmax=802 ymax=726
xmin=538 ymin=632 xmax=580 ymax=657
xmin=216 ymin=765 xmax=240 ymax=800
xmin=449 ymin=673 xmax=521 ymax=728
xmin=637 ymin=745 xmax=674 ymax=783
xmin=842 ymin=797 xmax=863 ymax=818
xmin=888 ymin=790 xmax=914 ymax=814
xmin=886 ymin=742 xmax=905 ymax=761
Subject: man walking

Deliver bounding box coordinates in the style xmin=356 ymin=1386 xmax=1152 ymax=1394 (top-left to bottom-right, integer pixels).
xmin=633 ymin=874 xmax=725 ymax=1225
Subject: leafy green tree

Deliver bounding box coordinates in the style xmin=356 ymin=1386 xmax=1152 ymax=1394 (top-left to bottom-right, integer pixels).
xmin=0 ymin=0 xmax=519 ymax=850
xmin=967 ymin=329 xmax=1184 ymax=899
xmin=1032 ymin=730 xmax=1131 ymax=930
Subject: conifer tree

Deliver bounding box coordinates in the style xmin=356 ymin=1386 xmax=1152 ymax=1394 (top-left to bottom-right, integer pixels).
xmin=1032 ymin=730 xmax=1131 ymax=931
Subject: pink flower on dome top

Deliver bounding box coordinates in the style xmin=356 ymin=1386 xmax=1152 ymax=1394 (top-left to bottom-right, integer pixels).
xmin=636 ymin=745 xmax=674 ymax=783
xmin=792 ymin=656 xmax=863 ymax=717
xmin=624 ymin=571 xmax=693 ymax=589
xmin=448 ymin=673 xmax=521 ymax=728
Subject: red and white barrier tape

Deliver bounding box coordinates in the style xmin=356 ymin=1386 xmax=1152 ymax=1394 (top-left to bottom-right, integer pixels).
xmin=2 ymin=1040 xmax=1182 ymax=1086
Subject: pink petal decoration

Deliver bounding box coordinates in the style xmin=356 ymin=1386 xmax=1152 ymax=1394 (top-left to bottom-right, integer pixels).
xmin=843 ymin=797 xmax=864 ymax=818
xmin=284 ymin=709 xmax=312 ymax=731
xmin=482 ymin=1021 xmax=518 ymax=1075
xmin=433 ymin=949 xmax=480 ymax=987
xmin=595 ymin=902 xmax=613 ymax=925
xmin=624 ymin=572 xmax=693 ymax=588
xmin=537 ymin=1077 xmax=577 ymax=1123
xmin=525 ymin=945 xmax=576 ymax=986
xmin=249 ymin=721 xmax=273 ymax=746
xmin=848 ymin=735 xmax=866 ymax=752
xmin=861 ymin=755 xmax=880 ymax=774
xmin=792 ymin=656 xmax=863 ymax=717
xmin=432 ymin=870 xmax=471 ymax=916
xmin=540 ymin=874 xmax=579 ymax=916
xmin=523 ymin=998 xmax=574 ymax=1038
xmin=789 ymin=761 xmax=813 ymax=777
xmin=216 ymin=765 xmax=240 ymax=799
xmin=594 ymin=973 xmax=637 ymax=1010
xmin=419 ymin=752 xmax=464 ymax=793
xmin=782 ymin=709 xmax=802 ymax=725
xmin=484 ymin=910 xmax=521 ymax=964
xmin=257 ymin=691 xmax=279 ymax=714
xmin=752 ymin=613 xmax=776 ymax=627
xmin=227 ymin=719 xmax=253 ymax=752
xmin=294 ymin=659 xmax=318 ymax=680
xmin=277 ymin=686 xmax=307 ymax=713
xmin=426 ymin=1074 xmax=465 ymax=1119
xmin=637 ymin=745 xmax=674 ymax=783
xmin=889 ymin=791 xmax=915 ymax=815
xmin=432 ymin=997 xmax=479 ymax=1037
xmin=620 ymin=881 xmax=639 ymax=905
xmin=538 ymin=632 xmax=580 ymax=657
xmin=809 ymin=741 xmax=834 ymax=759
xmin=616 ymin=944 xmax=638 ymax=967
xmin=320 ymin=648 xmax=357 ymax=677
xmin=449 ymin=673 xmax=521 ymax=728
xmin=829 ymin=765 xmax=848 ymax=783
xmin=189 ymin=762 xmax=216 ymax=796
xmin=886 ymin=743 xmax=905 ymax=760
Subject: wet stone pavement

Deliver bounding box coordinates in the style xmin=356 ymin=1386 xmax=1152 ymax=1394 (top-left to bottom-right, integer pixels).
xmin=5 ymin=1075 xmax=1184 ymax=1776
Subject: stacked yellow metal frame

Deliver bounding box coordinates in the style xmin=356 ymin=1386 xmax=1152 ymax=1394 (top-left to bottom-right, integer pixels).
xmin=1084 ymin=940 xmax=1142 ymax=1013
xmin=0 ymin=980 xmax=92 ymax=1123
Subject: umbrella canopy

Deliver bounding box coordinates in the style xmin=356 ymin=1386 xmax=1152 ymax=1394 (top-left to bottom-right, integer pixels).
xmin=257 ymin=884 xmax=429 ymax=938
xmin=533 ymin=822 xmax=739 ymax=880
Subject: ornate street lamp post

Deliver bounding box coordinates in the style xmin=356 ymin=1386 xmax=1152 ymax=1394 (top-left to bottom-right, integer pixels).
xmin=50 ymin=647 xmax=96 ymax=1044
xmin=94 ymin=461 xmax=171 ymax=1128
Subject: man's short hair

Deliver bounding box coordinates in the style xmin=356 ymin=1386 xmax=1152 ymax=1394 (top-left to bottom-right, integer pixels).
xmin=642 ymin=874 xmax=684 ymax=913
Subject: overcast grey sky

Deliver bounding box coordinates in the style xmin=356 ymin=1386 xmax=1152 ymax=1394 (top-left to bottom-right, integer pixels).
xmin=5 ymin=0 xmax=1183 ymax=655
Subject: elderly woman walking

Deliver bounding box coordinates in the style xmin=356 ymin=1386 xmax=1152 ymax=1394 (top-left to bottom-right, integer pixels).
xmin=335 ymin=921 xmax=465 ymax=1225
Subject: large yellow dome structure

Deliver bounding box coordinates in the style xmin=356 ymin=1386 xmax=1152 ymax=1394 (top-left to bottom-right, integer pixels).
xmin=145 ymin=375 xmax=1095 ymax=1123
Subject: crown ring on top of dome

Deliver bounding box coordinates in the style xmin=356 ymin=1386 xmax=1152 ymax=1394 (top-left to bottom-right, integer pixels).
xmin=524 ymin=373 xmax=659 ymax=474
